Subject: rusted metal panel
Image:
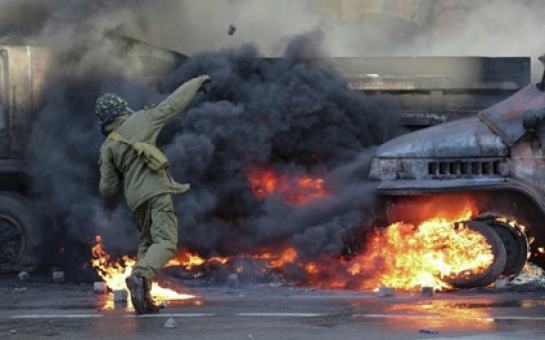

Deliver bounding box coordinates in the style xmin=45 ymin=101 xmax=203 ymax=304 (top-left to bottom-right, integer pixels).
xmin=374 ymin=117 xmax=508 ymax=158
xmin=2 ymin=45 xmax=33 ymax=158
xmin=327 ymin=56 xmax=530 ymax=127
xmin=479 ymin=84 xmax=545 ymax=146
xmin=328 ymin=57 xmax=530 ymax=90
xmin=511 ymin=140 xmax=545 ymax=196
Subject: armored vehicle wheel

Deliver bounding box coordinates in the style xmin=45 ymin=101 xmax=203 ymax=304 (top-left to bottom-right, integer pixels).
xmin=445 ymin=221 xmax=507 ymax=289
xmin=0 ymin=192 xmax=46 ymax=273
xmin=476 ymin=215 xmax=528 ymax=278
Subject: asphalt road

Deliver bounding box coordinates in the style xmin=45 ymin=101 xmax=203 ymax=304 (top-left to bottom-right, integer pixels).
xmin=1 ymin=273 xmax=545 ymax=340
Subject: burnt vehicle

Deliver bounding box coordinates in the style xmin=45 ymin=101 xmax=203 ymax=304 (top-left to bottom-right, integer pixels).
xmin=369 ymin=56 xmax=545 ymax=287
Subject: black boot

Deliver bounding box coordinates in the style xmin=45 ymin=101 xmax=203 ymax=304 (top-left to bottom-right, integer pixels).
xmin=125 ymin=274 xmax=146 ymax=315
xmin=143 ymin=278 xmax=160 ymax=314
xmin=143 ymin=296 xmax=160 ymax=313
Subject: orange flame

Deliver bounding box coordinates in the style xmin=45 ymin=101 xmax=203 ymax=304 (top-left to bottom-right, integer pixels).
xmin=247 ymin=167 xmax=328 ymax=204
xmin=268 ymin=247 xmax=297 ymax=268
xmin=165 ymin=251 xmax=229 ymax=271
xmin=91 ymin=236 xmax=194 ymax=301
xmin=341 ymin=202 xmax=498 ymax=292
xmin=91 ymin=193 xmax=519 ymax=294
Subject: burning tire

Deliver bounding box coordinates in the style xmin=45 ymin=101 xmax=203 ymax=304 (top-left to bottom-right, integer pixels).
xmin=476 ymin=215 xmax=528 ymax=278
xmin=445 ymin=221 xmax=507 ymax=289
xmin=0 ymin=193 xmax=46 ymax=273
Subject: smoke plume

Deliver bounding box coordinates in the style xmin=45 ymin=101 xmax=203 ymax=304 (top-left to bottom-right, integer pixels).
xmin=0 ymin=1 xmax=400 ymax=277
xmin=5 ymin=0 xmax=542 ymax=279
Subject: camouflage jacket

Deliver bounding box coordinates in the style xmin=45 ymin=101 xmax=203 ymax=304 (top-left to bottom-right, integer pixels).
xmin=99 ymin=75 xmax=209 ymax=211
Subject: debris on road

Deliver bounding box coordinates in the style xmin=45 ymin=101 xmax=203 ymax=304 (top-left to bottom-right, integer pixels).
xmin=93 ymin=281 xmax=107 ymax=294
xmin=113 ymin=289 xmax=128 ymax=302
xmin=18 ymin=271 xmax=30 ymax=281
xmin=228 ymin=273 xmax=239 ymax=288
xmin=420 ymin=286 xmax=433 ymax=297
xmin=419 ymin=328 xmax=439 ymax=334
xmin=494 ymin=278 xmax=508 ymax=289
xmin=377 ymin=287 xmax=395 ymax=297
xmin=164 ymin=317 xmax=176 ymax=328
xmin=511 ymin=263 xmax=545 ymax=286
xmin=51 ymin=270 xmax=64 ymax=283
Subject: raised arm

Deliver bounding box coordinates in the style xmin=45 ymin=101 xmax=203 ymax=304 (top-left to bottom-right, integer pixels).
xmin=149 ymin=75 xmax=210 ymax=127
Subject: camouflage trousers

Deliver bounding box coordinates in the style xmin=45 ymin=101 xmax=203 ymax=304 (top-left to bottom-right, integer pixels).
xmin=132 ymin=194 xmax=178 ymax=284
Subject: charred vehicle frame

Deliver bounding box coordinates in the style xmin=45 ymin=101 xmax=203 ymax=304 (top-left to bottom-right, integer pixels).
xmin=369 ymin=56 xmax=545 ymax=287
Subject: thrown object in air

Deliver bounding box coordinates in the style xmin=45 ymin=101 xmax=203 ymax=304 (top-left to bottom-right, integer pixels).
xmin=228 ymin=23 xmax=236 ymax=35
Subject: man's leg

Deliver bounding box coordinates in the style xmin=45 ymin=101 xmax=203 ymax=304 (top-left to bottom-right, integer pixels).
xmin=131 ymin=194 xmax=178 ymax=311
xmin=126 ymin=199 xmax=153 ymax=315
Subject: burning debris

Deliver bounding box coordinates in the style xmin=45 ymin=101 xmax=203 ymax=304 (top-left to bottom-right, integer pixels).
xmin=89 ymin=199 xmax=525 ymax=294
xmin=508 ymin=263 xmax=545 ymax=288
xmin=90 ymin=236 xmax=194 ymax=305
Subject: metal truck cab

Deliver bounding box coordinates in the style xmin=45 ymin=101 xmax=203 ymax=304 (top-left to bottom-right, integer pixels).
xmin=369 ymin=80 xmax=545 ymax=279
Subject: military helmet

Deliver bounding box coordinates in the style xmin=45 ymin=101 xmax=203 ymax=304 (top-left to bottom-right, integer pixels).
xmin=95 ymin=93 xmax=128 ymax=126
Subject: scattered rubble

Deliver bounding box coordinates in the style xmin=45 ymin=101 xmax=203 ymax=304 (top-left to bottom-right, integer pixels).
xmin=164 ymin=317 xmax=176 ymax=329
xmin=494 ymin=278 xmax=509 ymax=289
xmin=93 ymin=281 xmax=107 ymax=294
xmin=377 ymin=287 xmax=395 ymax=297
xmin=113 ymin=289 xmax=127 ymax=302
xmin=511 ymin=263 xmax=545 ymax=287
xmin=419 ymin=328 xmax=439 ymax=334
xmin=420 ymin=287 xmax=433 ymax=297
xmin=18 ymin=271 xmax=30 ymax=281
xmin=51 ymin=270 xmax=64 ymax=283
xmin=228 ymin=273 xmax=239 ymax=288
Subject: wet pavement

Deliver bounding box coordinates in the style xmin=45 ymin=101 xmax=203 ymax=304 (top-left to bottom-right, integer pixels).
xmin=1 ymin=274 xmax=545 ymax=339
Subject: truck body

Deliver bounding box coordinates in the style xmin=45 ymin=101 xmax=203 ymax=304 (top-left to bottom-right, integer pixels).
xmin=369 ymin=61 xmax=545 ymax=287
xmin=0 ymin=40 xmax=185 ymax=273
xmin=329 ymin=56 xmax=531 ymax=128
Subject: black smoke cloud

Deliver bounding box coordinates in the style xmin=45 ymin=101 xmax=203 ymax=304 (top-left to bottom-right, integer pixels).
xmin=162 ymin=42 xmax=401 ymax=259
xmin=11 ymin=1 xmax=402 ymax=274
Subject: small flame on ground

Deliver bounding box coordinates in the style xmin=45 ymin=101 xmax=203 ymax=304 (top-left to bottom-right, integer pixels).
xmin=91 ymin=235 xmax=194 ymax=301
xmin=165 ymin=251 xmax=229 ymax=273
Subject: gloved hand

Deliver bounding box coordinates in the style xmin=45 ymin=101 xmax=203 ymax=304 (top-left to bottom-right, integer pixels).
xmin=198 ymin=75 xmax=212 ymax=94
